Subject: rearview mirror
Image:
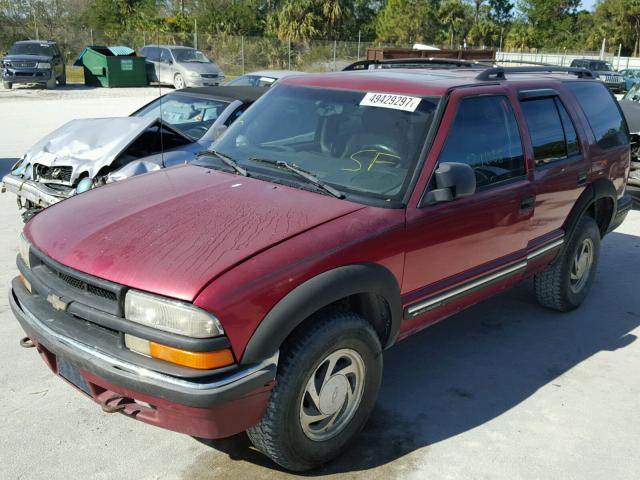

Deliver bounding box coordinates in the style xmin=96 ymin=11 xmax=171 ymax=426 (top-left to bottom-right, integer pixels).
xmin=421 ymin=162 xmax=476 ymax=206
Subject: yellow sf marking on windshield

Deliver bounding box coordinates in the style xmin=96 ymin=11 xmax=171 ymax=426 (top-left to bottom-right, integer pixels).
xmin=342 ymin=150 xmax=401 ymax=172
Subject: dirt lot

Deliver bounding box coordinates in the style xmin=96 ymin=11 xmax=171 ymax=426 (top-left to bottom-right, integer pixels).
xmin=0 ymin=85 xmax=639 ymax=480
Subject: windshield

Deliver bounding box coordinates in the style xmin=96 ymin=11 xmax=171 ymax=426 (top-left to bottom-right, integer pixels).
xmin=133 ymin=93 xmax=230 ymax=140
xmin=172 ymin=48 xmax=210 ymax=63
xmin=227 ymin=75 xmax=277 ymax=87
xmin=198 ymin=84 xmax=440 ymax=203
xmin=588 ymin=61 xmax=612 ymax=71
xmin=624 ymin=83 xmax=640 ymax=102
xmin=9 ymin=42 xmax=54 ymax=56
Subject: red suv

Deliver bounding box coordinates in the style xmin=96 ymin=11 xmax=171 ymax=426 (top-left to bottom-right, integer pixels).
xmin=10 ymin=66 xmax=632 ymax=471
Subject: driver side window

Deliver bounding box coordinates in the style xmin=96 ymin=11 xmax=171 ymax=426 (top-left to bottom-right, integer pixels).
xmin=437 ymin=95 xmax=525 ymax=188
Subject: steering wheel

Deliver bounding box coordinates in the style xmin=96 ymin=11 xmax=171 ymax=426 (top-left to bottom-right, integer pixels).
xmin=359 ymin=143 xmax=401 ymax=157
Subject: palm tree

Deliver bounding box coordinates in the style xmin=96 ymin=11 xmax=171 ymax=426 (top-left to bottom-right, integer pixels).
xmin=439 ymin=0 xmax=467 ymax=48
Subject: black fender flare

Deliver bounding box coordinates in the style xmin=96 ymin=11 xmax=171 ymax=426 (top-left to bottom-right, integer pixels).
xmin=563 ymin=178 xmax=617 ymax=238
xmin=240 ymin=263 xmax=402 ymax=364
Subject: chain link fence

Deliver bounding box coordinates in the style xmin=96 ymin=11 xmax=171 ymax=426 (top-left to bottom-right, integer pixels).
xmin=4 ymin=24 xmax=640 ymax=79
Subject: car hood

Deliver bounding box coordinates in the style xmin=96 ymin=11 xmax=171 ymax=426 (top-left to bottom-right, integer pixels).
xmin=178 ymin=62 xmax=223 ymax=75
xmin=23 ymin=117 xmax=157 ymax=175
xmin=4 ymin=54 xmax=51 ymax=63
xmin=25 ymin=165 xmax=366 ymax=301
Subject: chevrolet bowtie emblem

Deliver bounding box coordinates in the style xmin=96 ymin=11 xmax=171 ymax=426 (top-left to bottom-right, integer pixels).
xmin=47 ymin=293 xmax=67 ymax=311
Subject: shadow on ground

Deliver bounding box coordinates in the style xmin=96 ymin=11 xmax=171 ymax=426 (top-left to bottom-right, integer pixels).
xmin=186 ymin=230 xmax=640 ymax=478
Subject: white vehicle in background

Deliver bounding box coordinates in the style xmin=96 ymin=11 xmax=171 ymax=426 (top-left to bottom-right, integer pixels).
xmin=225 ymin=70 xmax=303 ymax=87
xmin=140 ymin=45 xmax=225 ymax=89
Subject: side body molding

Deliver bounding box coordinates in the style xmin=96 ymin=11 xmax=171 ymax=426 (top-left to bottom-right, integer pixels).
xmin=240 ymin=263 xmax=402 ymax=364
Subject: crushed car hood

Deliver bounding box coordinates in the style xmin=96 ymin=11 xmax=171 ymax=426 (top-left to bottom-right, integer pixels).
xmin=23 ymin=117 xmax=158 ymax=177
xmin=25 ymin=165 xmax=366 ymax=301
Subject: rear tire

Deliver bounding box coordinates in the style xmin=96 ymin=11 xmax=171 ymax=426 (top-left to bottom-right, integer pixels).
xmin=59 ymin=69 xmax=67 ymax=86
xmin=247 ymin=311 xmax=382 ymax=471
xmin=3 ymin=81 xmax=11 ymax=89
xmin=534 ymin=215 xmax=600 ymax=311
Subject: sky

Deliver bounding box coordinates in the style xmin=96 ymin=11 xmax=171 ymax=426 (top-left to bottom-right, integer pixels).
xmin=581 ymin=0 xmax=597 ymax=11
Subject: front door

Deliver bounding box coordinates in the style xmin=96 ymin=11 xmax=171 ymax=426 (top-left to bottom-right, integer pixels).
xmin=401 ymin=87 xmax=534 ymax=333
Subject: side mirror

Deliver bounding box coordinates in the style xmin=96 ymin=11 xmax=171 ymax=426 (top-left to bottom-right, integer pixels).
xmin=421 ymin=162 xmax=476 ymax=206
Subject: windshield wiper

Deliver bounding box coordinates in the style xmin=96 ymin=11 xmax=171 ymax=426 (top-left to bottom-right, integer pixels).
xmin=249 ymin=157 xmax=345 ymax=199
xmin=197 ymin=150 xmax=248 ymax=176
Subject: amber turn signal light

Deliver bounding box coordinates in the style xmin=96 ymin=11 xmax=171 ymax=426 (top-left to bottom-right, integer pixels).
xmin=149 ymin=343 xmax=235 ymax=370
xmin=19 ymin=273 xmax=32 ymax=293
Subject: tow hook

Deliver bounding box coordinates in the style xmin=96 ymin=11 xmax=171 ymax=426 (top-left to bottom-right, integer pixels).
xmin=100 ymin=394 xmax=132 ymax=413
xmin=19 ymin=336 xmax=35 ymax=348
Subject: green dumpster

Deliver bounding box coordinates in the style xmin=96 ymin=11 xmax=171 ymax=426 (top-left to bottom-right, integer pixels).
xmin=74 ymin=45 xmax=147 ymax=87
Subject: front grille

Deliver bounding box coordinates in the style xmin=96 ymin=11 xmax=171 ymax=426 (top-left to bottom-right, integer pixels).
xmin=35 ymin=164 xmax=73 ymax=184
xmin=605 ymin=75 xmax=623 ymax=83
xmin=10 ymin=61 xmax=36 ymax=68
xmin=59 ymin=272 xmax=85 ymax=290
xmin=51 ymin=267 xmax=119 ymax=302
xmin=87 ymin=284 xmax=118 ymax=301
xmin=201 ymin=73 xmax=219 ymax=79
xmin=26 ymin=248 xmax=126 ymax=317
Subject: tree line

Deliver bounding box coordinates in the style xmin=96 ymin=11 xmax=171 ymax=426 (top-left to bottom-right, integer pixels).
xmin=1 ymin=0 xmax=639 ymax=56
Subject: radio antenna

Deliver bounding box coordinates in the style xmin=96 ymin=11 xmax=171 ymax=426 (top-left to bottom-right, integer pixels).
xmin=157 ymin=30 xmax=165 ymax=168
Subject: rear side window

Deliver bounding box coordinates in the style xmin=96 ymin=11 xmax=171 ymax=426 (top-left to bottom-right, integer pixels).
xmin=566 ymin=82 xmax=629 ymax=149
xmin=520 ymin=97 xmax=579 ymax=165
xmin=438 ymin=95 xmax=524 ymax=188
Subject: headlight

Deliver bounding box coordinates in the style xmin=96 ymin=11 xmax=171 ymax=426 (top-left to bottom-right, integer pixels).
xmin=18 ymin=233 xmax=30 ymax=268
xmin=124 ymin=289 xmax=224 ymax=338
xmin=187 ymin=71 xmax=200 ymax=78
xmin=36 ymin=62 xmax=51 ymax=69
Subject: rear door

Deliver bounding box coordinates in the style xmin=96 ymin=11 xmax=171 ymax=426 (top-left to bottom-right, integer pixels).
xmin=516 ymin=89 xmax=590 ymax=251
xmin=402 ymin=86 xmax=534 ymax=328
xmin=159 ymin=48 xmax=173 ymax=84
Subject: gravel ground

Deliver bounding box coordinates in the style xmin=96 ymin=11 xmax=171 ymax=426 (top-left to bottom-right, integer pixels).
xmin=0 ymin=85 xmax=639 ymax=480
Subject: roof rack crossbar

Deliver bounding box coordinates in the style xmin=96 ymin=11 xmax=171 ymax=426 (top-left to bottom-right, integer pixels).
xmin=476 ymin=66 xmax=595 ymax=81
xmin=343 ymin=57 xmax=493 ymax=71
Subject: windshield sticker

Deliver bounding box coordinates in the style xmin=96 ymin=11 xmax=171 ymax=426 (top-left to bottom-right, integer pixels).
xmin=360 ymin=92 xmax=421 ymax=112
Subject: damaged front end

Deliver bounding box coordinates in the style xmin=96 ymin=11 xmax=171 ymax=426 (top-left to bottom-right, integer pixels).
xmin=2 ymin=117 xmax=193 ymax=221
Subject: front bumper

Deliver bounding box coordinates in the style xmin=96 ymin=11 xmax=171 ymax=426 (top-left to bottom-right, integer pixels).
xmin=3 ymin=68 xmax=52 ymax=83
xmin=2 ymin=173 xmax=66 ymax=208
xmin=9 ymin=280 xmax=277 ymax=438
xmin=187 ymin=76 xmax=225 ymax=87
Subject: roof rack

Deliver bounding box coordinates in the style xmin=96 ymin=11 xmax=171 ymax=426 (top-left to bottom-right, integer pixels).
xmin=343 ymin=57 xmax=493 ymax=71
xmin=476 ymin=66 xmax=595 ymax=81
xmin=493 ymin=59 xmax=553 ymax=66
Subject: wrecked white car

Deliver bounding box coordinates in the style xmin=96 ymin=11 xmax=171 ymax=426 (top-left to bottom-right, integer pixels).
xmin=2 ymin=86 xmax=265 ymax=220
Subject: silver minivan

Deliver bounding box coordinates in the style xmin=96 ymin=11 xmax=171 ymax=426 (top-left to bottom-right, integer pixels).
xmin=140 ymin=45 xmax=225 ymax=89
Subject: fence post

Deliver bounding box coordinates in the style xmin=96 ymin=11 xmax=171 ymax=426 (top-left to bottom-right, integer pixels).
xmin=333 ymin=40 xmax=337 ymax=71
xmin=357 ymin=30 xmax=361 ymax=59
xmin=194 ymin=19 xmax=198 ymax=49
xmin=241 ymin=36 xmax=245 ymax=75
xmin=288 ymin=38 xmax=291 ymax=70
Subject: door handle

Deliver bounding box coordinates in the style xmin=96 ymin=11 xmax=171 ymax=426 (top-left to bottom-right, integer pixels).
xmin=520 ymin=195 xmax=536 ymax=210
xmin=577 ymin=172 xmax=587 ymax=186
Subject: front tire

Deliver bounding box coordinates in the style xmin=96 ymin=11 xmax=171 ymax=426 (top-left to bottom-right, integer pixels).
xmin=247 ymin=311 xmax=382 ymax=471
xmin=534 ymin=215 xmax=601 ymax=311
xmin=3 ymin=81 xmax=12 ymax=89
xmin=173 ymin=73 xmax=185 ymax=89
xmin=45 ymin=75 xmax=57 ymax=89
